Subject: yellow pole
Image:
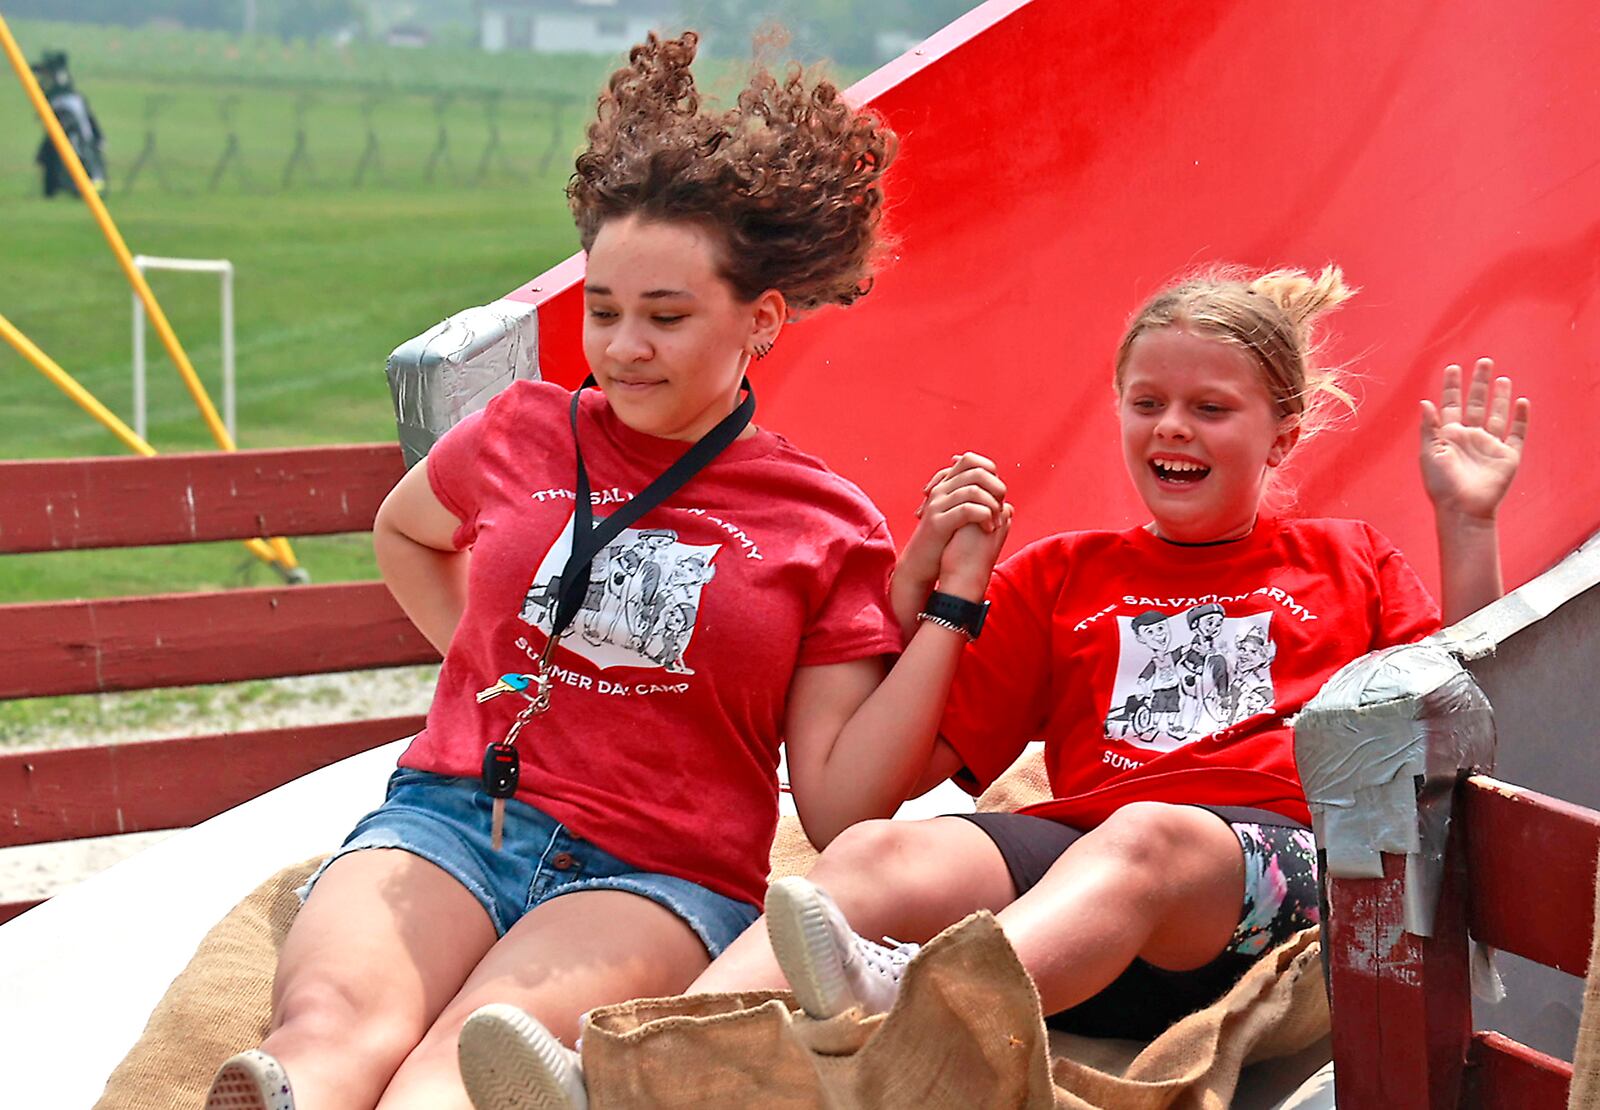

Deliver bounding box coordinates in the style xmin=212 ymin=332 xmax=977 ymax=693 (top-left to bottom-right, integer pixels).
xmin=0 ymin=14 xmax=299 ymax=572
xmin=1 ymin=312 xmax=151 ymax=457
xmin=0 ymin=311 xmax=285 ymax=570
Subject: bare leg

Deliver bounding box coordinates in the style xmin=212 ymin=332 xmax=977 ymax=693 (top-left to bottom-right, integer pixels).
xmin=688 ymin=816 xmax=1014 ymax=994
xmin=995 ymin=802 xmax=1244 ymax=1014
xmin=378 ymin=889 xmax=712 ymax=1109
xmin=262 ymin=849 xmax=498 ymax=1109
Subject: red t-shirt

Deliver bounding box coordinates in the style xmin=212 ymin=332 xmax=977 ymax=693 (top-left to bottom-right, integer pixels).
xmin=401 ymin=380 xmax=902 ymax=906
xmin=939 ymin=518 xmax=1441 ymax=827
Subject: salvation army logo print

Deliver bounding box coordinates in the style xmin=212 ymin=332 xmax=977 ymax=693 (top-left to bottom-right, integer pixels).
xmin=1102 ymin=605 xmax=1278 ymax=752
xmin=519 ymin=512 xmax=719 ymax=674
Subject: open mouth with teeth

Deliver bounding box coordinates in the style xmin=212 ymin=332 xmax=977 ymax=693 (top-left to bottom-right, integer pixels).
xmin=1151 ymin=459 xmax=1211 ymax=483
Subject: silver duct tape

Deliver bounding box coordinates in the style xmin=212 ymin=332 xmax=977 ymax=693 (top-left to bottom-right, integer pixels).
xmin=1293 ymin=641 xmax=1495 ymax=936
xmin=386 ymin=298 xmax=541 ymax=468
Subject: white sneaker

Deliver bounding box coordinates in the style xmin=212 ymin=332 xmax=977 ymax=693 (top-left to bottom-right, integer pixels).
xmin=205 ymin=1049 xmax=295 ymax=1110
xmin=765 ymin=876 xmax=920 ymax=1020
xmin=458 ymin=1003 xmax=589 ymax=1110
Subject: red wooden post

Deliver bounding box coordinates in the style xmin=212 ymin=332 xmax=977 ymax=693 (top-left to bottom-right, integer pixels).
xmin=1324 ymin=816 xmax=1474 ymax=1109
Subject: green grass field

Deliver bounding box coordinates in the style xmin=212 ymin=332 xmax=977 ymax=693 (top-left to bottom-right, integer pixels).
xmin=0 ymin=19 xmax=870 ymax=748
xmin=0 ymin=19 xmax=629 ymax=604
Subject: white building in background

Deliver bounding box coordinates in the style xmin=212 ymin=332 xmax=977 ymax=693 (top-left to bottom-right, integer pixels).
xmin=478 ymin=0 xmax=678 ymax=54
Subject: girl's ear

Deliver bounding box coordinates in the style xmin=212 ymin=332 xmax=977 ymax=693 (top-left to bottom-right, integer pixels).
xmin=747 ymin=289 xmax=787 ymax=358
xmin=1267 ymin=416 xmax=1301 ymax=468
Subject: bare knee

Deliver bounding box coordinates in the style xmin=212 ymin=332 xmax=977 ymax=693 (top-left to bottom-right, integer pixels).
xmin=271 ymin=974 xmax=422 ymax=1063
xmin=1085 ymin=802 xmax=1241 ymax=890
xmin=803 ymin=817 xmax=1011 ymax=939
xmin=809 ymin=819 xmax=930 ymax=888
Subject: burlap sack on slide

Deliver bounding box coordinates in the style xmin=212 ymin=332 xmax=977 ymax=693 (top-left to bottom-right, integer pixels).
xmin=580 ymin=910 xmax=1327 ymax=1110
xmin=95 ymin=859 xmax=316 ymax=1110
xmin=582 ymin=911 xmax=1056 ymax=1109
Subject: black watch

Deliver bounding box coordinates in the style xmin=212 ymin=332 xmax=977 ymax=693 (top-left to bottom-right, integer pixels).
xmin=918 ymin=590 xmax=990 ymax=640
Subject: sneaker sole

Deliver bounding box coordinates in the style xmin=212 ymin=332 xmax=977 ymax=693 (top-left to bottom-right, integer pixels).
xmin=766 ymin=876 xmax=853 ymax=1020
xmin=459 ymin=1004 xmax=587 ymax=1110
xmin=205 ymin=1052 xmax=292 ymax=1110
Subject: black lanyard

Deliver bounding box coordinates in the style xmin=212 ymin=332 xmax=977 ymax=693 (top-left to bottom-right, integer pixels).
xmin=546 ymin=374 xmax=756 ymax=641
xmin=478 ymin=374 xmax=757 ymax=836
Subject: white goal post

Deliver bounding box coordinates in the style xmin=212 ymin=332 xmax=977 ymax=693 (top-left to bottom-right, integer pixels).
xmin=131 ymin=255 xmax=236 ymax=441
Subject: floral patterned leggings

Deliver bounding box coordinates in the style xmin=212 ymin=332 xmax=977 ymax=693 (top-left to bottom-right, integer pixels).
xmin=1226 ymin=821 xmax=1320 ymax=957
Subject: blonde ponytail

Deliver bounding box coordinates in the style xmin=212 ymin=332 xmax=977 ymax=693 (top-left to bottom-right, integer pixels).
xmin=1248 ymin=265 xmax=1354 ymax=329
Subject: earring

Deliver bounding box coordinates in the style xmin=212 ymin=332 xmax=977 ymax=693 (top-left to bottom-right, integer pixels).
xmin=753 ymin=341 xmax=773 ymax=361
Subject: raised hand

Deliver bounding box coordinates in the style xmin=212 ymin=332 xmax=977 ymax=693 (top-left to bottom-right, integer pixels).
xmin=899 ymin=452 xmax=1012 ymax=600
xmin=1419 ymin=359 xmax=1530 ymax=522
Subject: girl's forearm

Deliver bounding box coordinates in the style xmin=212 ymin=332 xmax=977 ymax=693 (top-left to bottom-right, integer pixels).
xmin=1436 ymin=511 xmax=1504 ymax=625
xmin=803 ymin=623 xmax=969 ymax=844
xmin=374 ymin=522 xmax=470 ymax=655
xmin=889 ymin=564 xmax=935 ymax=641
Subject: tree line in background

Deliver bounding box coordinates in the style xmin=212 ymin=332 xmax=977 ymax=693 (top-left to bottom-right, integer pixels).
xmin=17 ymin=1 xmax=986 ymax=67
xmin=6 ymin=1 xmax=363 ymax=43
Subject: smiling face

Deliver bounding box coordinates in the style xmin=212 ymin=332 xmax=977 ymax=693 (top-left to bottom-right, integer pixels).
xmin=1118 ymin=326 xmax=1298 ymax=543
xmin=582 ymin=215 xmax=784 ymax=442
xmin=1133 ymin=615 xmax=1171 ymax=650
xmin=1237 ymin=632 xmax=1269 ymax=670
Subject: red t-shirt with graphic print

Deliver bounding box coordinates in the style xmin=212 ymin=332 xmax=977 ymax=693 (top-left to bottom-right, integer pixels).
xmin=939 ymin=519 xmax=1441 ymax=828
xmin=399 ymin=380 xmax=902 ymax=907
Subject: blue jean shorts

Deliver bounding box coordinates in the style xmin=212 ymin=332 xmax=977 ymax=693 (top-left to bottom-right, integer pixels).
xmin=299 ymin=767 xmax=760 ymax=958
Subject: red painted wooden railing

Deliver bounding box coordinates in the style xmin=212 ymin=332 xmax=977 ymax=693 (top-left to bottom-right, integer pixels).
xmin=0 ymin=447 xmax=437 ymax=924
xmin=1325 ymin=775 xmax=1599 ymax=1108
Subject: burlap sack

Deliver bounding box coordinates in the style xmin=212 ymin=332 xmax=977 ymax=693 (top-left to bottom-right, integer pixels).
xmin=977 ymin=747 xmax=1053 ymax=812
xmin=95 ymin=858 xmax=319 ymax=1110
xmin=1049 ymin=926 xmax=1327 ymax=1109
xmin=582 ymin=911 xmax=1326 ymax=1110
xmin=769 ymin=811 xmax=822 ymax=882
xmin=1567 ymin=855 xmax=1600 ymax=1109
xmin=583 ymin=911 xmax=1055 ymax=1109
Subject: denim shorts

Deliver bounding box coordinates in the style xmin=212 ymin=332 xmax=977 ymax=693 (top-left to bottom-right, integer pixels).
xmin=299 ymin=767 xmax=759 ymax=958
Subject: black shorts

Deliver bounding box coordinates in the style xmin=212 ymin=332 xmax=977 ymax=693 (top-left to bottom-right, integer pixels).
xmin=954 ymin=806 xmax=1319 ymax=1040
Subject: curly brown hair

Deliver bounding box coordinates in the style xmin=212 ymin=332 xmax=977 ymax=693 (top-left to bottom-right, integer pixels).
xmin=568 ymin=32 xmax=897 ymax=314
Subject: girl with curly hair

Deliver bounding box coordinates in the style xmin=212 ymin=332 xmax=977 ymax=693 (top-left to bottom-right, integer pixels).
xmin=205 ymin=31 xmax=932 ymax=1110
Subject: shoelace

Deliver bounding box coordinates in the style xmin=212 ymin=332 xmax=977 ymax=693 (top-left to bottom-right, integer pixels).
xmin=856 ymin=935 xmax=921 ymax=979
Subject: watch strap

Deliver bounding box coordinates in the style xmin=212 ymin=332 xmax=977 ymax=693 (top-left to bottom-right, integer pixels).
xmin=921 ymin=590 xmax=990 ymax=640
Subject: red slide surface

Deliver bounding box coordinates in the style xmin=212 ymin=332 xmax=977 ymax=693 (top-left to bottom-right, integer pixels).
xmin=505 ymin=0 xmax=1600 ymax=596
